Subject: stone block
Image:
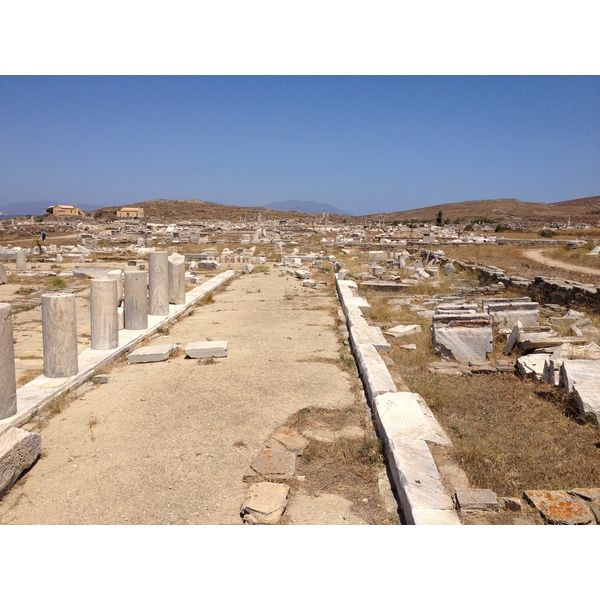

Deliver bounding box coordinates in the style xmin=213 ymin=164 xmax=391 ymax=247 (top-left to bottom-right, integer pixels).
xmin=353 ymin=342 xmax=397 ymax=401
xmin=0 ymin=427 xmax=42 ymax=497
xmin=384 ymin=324 xmax=422 ymax=338
xmin=455 ymin=487 xmax=499 ymax=512
xmin=374 ymin=391 xmax=452 ymax=447
xmin=241 ymin=482 xmax=289 ymax=524
xmin=385 ymin=437 xmax=456 ymax=525
xmin=127 ymin=344 xmax=174 ymax=364
xmin=184 ymin=341 xmax=228 ymax=359
xmin=432 ymin=325 xmax=493 ymax=362
xmin=350 ymin=324 xmax=391 ymax=351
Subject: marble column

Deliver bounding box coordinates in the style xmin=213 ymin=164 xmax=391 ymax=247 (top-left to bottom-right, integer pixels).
xmin=168 ymin=253 xmax=186 ymax=305
xmin=15 ymin=251 xmax=26 ymax=270
xmin=124 ymin=271 xmax=148 ymax=330
xmin=149 ymin=251 xmax=169 ymax=316
xmin=0 ymin=303 xmax=17 ymax=418
xmin=90 ymin=277 xmax=119 ymax=350
xmin=42 ymin=293 xmax=79 ymax=378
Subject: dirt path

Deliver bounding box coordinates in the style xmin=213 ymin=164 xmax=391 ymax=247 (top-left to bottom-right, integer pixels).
xmin=0 ymin=267 xmax=390 ymax=525
xmin=523 ymin=248 xmax=600 ymax=276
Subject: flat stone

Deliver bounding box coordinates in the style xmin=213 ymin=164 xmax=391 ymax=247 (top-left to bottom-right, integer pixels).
xmin=455 ymin=488 xmax=499 ymax=512
xmin=502 ymin=320 xmax=523 ymax=354
xmin=568 ymin=488 xmax=600 ymax=503
xmin=92 ymin=374 xmax=109 ymax=384
xmin=268 ymin=427 xmax=309 ymax=455
xmin=524 ymin=489 xmax=594 ymax=525
xmin=127 ymin=344 xmax=174 ymax=364
xmin=0 ymin=427 xmax=42 ymax=497
xmin=241 ymin=482 xmax=289 ymax=524
xmin=374 ymin=391 xmax=452 ymax=447
xmin=399 ymin=344 xmax=417 ymax=351
xmin=248 ymin=447 xmax=296 ymax=481
xmin=184 ymin=341 xmax=228 ymax=359
xmin=384 ymin=324 xmax=422 ymax=338
xmin=72 ymin=266 xmax=110 ymax=279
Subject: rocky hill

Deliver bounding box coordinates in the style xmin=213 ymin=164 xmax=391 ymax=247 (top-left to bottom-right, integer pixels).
xmin=365 ymin=196 xmax=600 ymax=227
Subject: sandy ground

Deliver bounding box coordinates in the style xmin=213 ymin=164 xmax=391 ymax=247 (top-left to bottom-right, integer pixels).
xmin=0 ymin=266 xmax=391 ymax=525
xmin=523 ymin=248 xmax=600 ymax=276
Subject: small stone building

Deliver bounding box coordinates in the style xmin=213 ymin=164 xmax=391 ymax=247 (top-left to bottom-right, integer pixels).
xmin=117 ymin=207 xmax=145 ymax=218
xmin=46 ymin=204 xmax=82 ymax=216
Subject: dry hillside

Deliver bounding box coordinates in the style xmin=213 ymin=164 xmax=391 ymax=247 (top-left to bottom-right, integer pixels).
xmin=366 ymin=195 xmax=600 ymax=227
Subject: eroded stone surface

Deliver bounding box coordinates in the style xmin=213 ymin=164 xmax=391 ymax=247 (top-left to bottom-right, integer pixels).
xmin=455 ymin=487 xmax=499 ymax=512
xmin=268 ymin=427 xmax=308 ymax=455
xmin=247 ymin=447 xmax=296 ymax=481
xmin=0 ymin=427 xmax=42 ymax=497
xmin=241 ymin=482 xmax=289 ymax=524
xmin=524 ymin=489 xmax=594 ymax=524
xmin=127 ymin=344 xmax=174 ymax=364
xmin=184 ymin=341 xmax=228 ymax=359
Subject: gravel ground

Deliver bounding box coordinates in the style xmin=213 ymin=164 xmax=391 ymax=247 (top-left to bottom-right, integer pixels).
xmin=0 ymin=267 xmax=393 ymax=525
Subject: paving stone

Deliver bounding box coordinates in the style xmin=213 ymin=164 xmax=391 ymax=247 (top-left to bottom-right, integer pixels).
xmin=268 ymin=427 xmax=308 ymax=455
xmin=0 ymin=427 xmax=42 ymax=497
xmin=92 ymin=374 xmax=109 ymax=384
xmin=455 ymin=488 xmax=499 ymax=512
xmin=184 ymin=341 xmax=228 ymax=359
xmin=241 ymin=482 xmax=289 ymax=524
xmin=524 ymin=489 xmax=594 ymax=525
xmin=247 ymin=447 xmax=296 ymax=481
xmin=127 ymin=344 xmax=174 ymax=364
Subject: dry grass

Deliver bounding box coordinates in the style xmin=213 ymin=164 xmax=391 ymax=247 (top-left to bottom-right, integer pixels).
xmin=283 ymin=405 xmax=396 ymax=525
xmin=361 ymin=287 xmax=600 ymax=498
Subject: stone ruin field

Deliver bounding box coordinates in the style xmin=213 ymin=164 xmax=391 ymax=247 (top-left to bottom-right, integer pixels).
xmin=0 ymin=205 xmax=599 ymax=525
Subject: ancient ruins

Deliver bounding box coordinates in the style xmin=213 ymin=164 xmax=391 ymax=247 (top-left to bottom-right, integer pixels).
xmin=1 ymin=205 xmax=599 ymax=525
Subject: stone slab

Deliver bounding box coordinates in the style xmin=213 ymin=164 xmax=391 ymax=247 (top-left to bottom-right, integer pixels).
xmin=455 ymin=487 xmax=499 ymax=512
xmin=432 ymin=325 xmax=493 ymax=362
xmin=350 ymin=324 xmax=391 ymax=351
xmin=353 ymin=342 xmax=397 ymax=402
xmin=241 ymin=482 xmax=289 ymax=524
xmin=385 ymin=437 xmax=456 ymax=524
xmin=374 ymin=391 xmax=452 ymax=447
xmin=268 ymin=427 xmax=309 ymax=455
xmin=384 ymin=324 xmax=422 ymax=338
xmin=184 ymin=341 xmax=228 ymax=359
xmin=524 ymin=489 xmax=594 ymax=525
xmin=0 ymin=427 xmax=42 ymax=497
xmin=127 ymin=344 xmax=174 ymax=364
xmin=247 ymin=447 xmax=296 ymax=481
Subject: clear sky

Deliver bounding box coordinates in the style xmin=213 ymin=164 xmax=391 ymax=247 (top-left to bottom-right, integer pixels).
xmin=1 ymin=75 xmax=598 ymax=216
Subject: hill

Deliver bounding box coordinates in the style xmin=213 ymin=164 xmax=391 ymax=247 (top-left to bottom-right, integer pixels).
xmin=0 ymin=201 xmax=103 ymax=216
xmin=91 ymin=199 xmax=354 ymax=223
xmin=262 ymin=200 xmax=352 ymax=216
xmin=365 ymin=196 xmax=600 ymax=227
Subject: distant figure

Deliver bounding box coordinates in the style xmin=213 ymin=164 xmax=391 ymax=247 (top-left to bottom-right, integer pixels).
xmin=41 ymin=231 xmax=47 ymax=242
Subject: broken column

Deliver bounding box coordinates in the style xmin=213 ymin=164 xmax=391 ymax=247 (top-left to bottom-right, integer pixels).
xmin=90 ymin=277 xmax=119 ymax=350
xmin=0 ymin=303 xmax=17 ymax=419
xmin=149 ymin=251 xmax=169 ymax=316
xmin=168 ymin=253 xmax=186 ymax=305
xmin=15 ymin=251 xmax=26 ymax=270
xmin=124 ymin=271 xmax=148 ymax=330
xmin=41 ymin=292 xmax=79 ymax=378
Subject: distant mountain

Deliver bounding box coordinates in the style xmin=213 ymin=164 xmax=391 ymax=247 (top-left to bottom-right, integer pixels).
xmin=262 ymin=200 xmax=352 ymax=216
xmin=0 ymin=201 xmax=105 ymax=216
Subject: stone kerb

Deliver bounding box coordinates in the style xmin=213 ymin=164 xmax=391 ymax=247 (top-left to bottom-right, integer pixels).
xmin=335 ymin=274 xmax=459 ymax=525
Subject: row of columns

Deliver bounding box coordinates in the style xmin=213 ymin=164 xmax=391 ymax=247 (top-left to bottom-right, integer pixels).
xmin=0 ymin=252 xmax=187 ymax=420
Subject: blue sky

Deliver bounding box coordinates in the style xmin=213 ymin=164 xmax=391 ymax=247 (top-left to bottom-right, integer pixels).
xmin=1 ymin=75 xmax=598 ymax=216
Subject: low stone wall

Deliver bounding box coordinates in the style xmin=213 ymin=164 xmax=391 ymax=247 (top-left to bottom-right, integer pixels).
xmin=421 ymin=250 xmax=600 ymax=312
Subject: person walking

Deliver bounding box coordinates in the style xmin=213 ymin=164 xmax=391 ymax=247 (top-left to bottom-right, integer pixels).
xmin=41 ymin=231 xmax=47 ymax=242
